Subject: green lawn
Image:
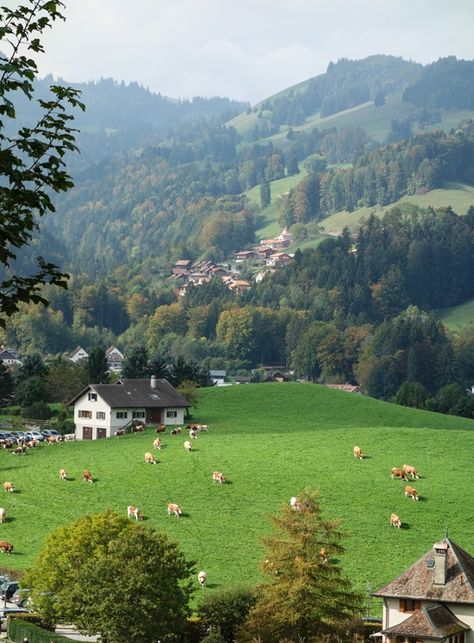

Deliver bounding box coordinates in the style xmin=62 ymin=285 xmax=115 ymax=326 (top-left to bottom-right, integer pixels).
xmin=436 ymin=298 xmax=474 ymax=331
xmin=2 ymin=384 xmax=474 ymax=601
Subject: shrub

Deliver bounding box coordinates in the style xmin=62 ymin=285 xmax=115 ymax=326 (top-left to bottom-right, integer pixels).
xmin=20 ymin=402 xmax=52 ymax=420
xmin=197 ymin=586 xmax=256 ymax=643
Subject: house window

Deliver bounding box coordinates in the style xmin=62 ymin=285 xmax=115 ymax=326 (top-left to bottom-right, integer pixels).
xmin=449 ymin=634 xmax=465 ymax=643
xmin=116 ymin=411 xmax=128 ymax=419
xmin=96 ymin=412 xmax=106 ymax=420
xmin=88 ymin=393 xmax=97 ymax=401
xmin=166 ymin=410 xmax=178 ymax=418
xmin=399 ymin=599 xmax=420 ymax=612
xmin=78 ymin=410 xmax=92 ymax=419
xmin=132 ymin=411 xmax=145 ymax=419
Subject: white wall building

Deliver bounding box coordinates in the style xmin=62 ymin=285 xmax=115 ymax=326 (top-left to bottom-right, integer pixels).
xmin=374 ymin=537 xmax=474 ymax=643
xmin=70 ymin=376 xmax=188 ymax=440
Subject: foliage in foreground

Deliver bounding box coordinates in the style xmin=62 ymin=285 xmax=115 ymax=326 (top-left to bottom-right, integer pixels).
xmin=237 ymin=489 xmax=363 ymax=642
xmin=24 ymin=510 xmax=195 ymax=643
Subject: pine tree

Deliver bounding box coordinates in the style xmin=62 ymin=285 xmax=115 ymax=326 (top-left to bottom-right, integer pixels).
xmin=87 ymin=347 xmax=109 ymax=384
xmin=238 ymin=489 xmax=362 ymax=642
xmin=260 ymin=180 xmax=271 ymax=208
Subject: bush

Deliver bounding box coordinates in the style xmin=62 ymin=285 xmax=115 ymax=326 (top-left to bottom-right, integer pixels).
xmin=20 ymin=402 xmax=52 ymax=420
xmin=197 ymin=586 xmax=256 ymax=643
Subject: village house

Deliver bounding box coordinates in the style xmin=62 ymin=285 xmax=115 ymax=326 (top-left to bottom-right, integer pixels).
xmin=105 ymin=346 xmax=124 ymax=373
xmin=209 ymin=369 xmax=227 ymax=386
xmin=326 ymin=383 xmax=361 ymax=394
xmin=69 ymin=346 xmax=89 ymax=363
xmin=373 ymin=537 xmax=474 ymax=643
xmin=0 ymin=348 xmax=22 ymax=367
xmin=266 ymin=252 xmax=293 ymax=267
xmin=69 ymin=376 xmax=188 ymax=440
xmin=235 ymin=250 xmax=256 ymax=262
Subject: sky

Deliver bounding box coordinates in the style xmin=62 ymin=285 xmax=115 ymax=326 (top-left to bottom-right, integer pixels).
xmin=36 ymin=0 xmax=474 ymax=105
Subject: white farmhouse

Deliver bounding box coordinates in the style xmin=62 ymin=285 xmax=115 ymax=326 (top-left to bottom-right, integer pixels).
xmin=70 ymin=376 xmax=188 ymax=440
xmin=69 ymin=346 xmax=89 ymax=363
xmin=374 ymin=537 xmax=474 ymax=643
xmin=105 ymin=346 xmax=124 ymax=373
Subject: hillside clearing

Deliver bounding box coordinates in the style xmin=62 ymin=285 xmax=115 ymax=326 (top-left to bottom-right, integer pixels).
xmin=436 ymin=298 xmax=474 ymax=331
xmin=1 ymin=384 xmax=473 ymax=600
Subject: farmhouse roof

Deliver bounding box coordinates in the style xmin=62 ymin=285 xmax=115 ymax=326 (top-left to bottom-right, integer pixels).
xmin=381 ymin=604 xmax=469 ymax=640
xmin=326 ymin=383 xmax=361 ymax=393
xmin=374 ymin=538 xmax=474 ymax=604
xmin=69 ymin=378 xmax=188 ymax=409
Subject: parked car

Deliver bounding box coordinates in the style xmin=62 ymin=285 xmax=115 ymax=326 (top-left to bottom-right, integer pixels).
xmin=12 ymin=588 xmax=31 ymax=607
xmin=0 ymin=582 xmax=19 ymax=601
xmin=0 ymin=607 xmax=30 ymax=631
xmin=24 ymin=430 xmax=44 ymax=442
xmin=0 ymin=432 xmax=14 ymax=440
xmin=13 ymin=431 xmax=27 ymax=440
xmin=41 ymin=429 xmax=62 ymax=440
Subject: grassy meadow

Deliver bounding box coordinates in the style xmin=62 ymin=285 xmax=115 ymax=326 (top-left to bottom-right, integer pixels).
xmin=1 ymin=383 xmax=474 ymax=601
xmin=436 ymin=298 xmax=474 ymax=331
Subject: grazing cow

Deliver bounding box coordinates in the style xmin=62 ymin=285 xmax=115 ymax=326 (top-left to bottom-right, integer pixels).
xmin=404 ymin=486 xmax=419 ymax=501
xmin=198 ymin=571 xmax=207 ymax=588
xmin=47 ymin=436 xmax=60 ymax=444
xmin=353 ymin=446 xmax=363 ymax=460
xmin=144 ymin=452 xmax=157 ymax=464
xmin=155 ymin=424 xmax=166 ymax=434
xmin=171 ymin=427 xmax=182 ymax=436
xmin=184 ymin=440 xmax=192 ymax=452
xmin=3 ymin=482 xmax=14 ymax=493
xmin=12 ymin=446 xmax=27 ymax=455
xmin=153 ymin=438 xmax=161 ymax=450
xmin=212 ymin=471 xmax=226 ymax=484
xmin=114 ymin=429 xmax=125 ymax=437
xmin=0 ymin=508 xmax=6 ymax=523
xmin=319 ymin=548 xmax=329 ymax=563
xmin=391 ymin=467 xmax=409 ymax=481
xmin=402 ymin=464 xmax=419 ymax=480
xmin=167 ymin=503 xmax=182 ymax=517
xmin=189 ymin=429 xmax=198 ymax=439
xmin=59 ymin=468 xmax=67 ymax=481
xmin=290 ymin=496 xmax=301 ymax=511
xmin=63 ymin=433 xmax=76 ymax=442
xmin=0 ymin=541 xmax=13 ymax=553
xmin=198 ymin=424 xmax=208 ymax=432
xmin=131 ymin=425 xmax=144 ymax=433
xmin=82 ymin=470 xmax=93 ymax=483
xmin=390 ymin=513 xmax=402 ymax=528
xmin=127 ymin=505 xmax=143 ymax=521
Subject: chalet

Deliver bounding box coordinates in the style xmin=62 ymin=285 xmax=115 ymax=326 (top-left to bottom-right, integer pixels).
xmin=235 ymin=375 xmax=252 ymax=384
xmin=69 ymin=376 xmax=188 ymax=440
xmin=256 ymin=246 xmax=274 ymax=260
xmin=235 ymin=250 xmax=256 ymax=262
xmin=209 ymin=370 xmax=226 ymax=386
xmin=229 ymin=279 xmax=251 ymax=294
xmin=0 ymin=348 xmax=22 ymax=367
xmin=373 ymin=537 xmax=474 ymax=643
xmin=173 ymin=259 xmax=192 ymax=272
xmin=263 ymin=371 xmax=289 ymax=383
xmin=105 ymin=346 xmax=124 ymax=373
xmin=266 ymin=252 xmax=292 ymax=267
xmin=69 ymin=346 xmax=89 ymax=363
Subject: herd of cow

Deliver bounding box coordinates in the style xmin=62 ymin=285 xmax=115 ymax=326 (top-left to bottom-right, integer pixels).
xmin=353 ymin=445 xmax=421 ymax=529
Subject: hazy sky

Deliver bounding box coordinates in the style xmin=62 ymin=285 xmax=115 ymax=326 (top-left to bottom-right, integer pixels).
xmin=37 ymin=0 xmax=474 ymax=104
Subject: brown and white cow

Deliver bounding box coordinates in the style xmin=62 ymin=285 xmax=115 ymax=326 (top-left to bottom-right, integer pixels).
xmin=390 ymin=512 xmax=402 ymax=528
xmin=0 ymin=508 xmax=6 ymax=523
xmin=212 ymin=471 xmax=226 ymax=484
xmin=155 ymin=424 xmax=166 ymax=434
xmin=144 ymin=452 xmax=157 ymax=464
xmin=404 ymin=486 xmax=419 ymax=501
xmin=82 ymin=470 xmax=93 ymax=483
xmin=353 ymin=446 xmax=363 ymax=460
xmin=184 ymin=440 xmax=192 ymax=452
xmin=402 ymin=464 xmax=419 ymax=480
xmin=114 ymin=429 xmax=125 ymax=437
xmin=3 ymin=482 xmax=14 ymax=493
xmin=127 ymin=505 xmax=143 ymax=521
xmin=0 ymin=541 xmax=13 ymax=553
xmin=290 ymin=496 xmax=301 ymax=510
xmin=59 ymin=468 xmax=67 ymax=481
xmin=391 ymin=467 xmax=409 ymax=481
xmin=171 ymin=427 xmax=181 ymax=436
xmin=153 ymin=438 xmax=161 ymax=450
xmin=167 ymin=503 xmax=182 ymax=517
xmin=63 ymin=433 xmax=76 ymax=442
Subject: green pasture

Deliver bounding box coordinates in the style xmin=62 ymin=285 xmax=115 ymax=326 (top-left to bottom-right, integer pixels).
xmin=1 ymin=383 xmax=473 ymax=599
xmin=436 ymin=298 xmax=474 ymax=331
xmin=319 ymin=182 xmax=474 ymax=235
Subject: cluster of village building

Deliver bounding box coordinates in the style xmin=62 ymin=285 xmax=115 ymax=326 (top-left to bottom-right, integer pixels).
xmin=167 ymin=229 xmax=294 ymax=296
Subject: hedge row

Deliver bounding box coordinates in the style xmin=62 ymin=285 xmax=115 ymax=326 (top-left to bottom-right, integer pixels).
xmin=8 ymin=617 xmax=72 ymax=643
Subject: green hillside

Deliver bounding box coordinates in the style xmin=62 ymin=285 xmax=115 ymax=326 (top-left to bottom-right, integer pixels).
xmin=436 ymin=298 xmax=474 ymax=331
xmin=319 ymin=182 xmax=474 ymax=235
xmin=2 ymin=384 xmax=473 ymax=600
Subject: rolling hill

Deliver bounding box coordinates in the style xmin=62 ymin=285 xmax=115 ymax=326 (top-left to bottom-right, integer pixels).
xmin=2 ymin=384 xmax=473 ymax=602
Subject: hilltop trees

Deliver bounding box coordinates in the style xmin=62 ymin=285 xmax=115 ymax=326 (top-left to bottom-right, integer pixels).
xmin=238 ymin=489 xmax=362 ymax=642
xmin=0 ymin=0 xmax=83 ymax=325
xmin=24 ymin=511 xmax=195 ymax=642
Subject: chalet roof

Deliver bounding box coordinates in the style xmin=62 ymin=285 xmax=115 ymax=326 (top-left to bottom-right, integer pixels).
xmin=326 ymin=384 xmax=360 ymax=393
xmin=69 ymin=346 xmax=88 ymax=359
xmin=381 ymin=604 xmax=469 ymax=640
xmin=105 ymin=346 xmax=124 ymax=359
xmin=374 ymin=538 xmax=474 ymax=604
xmin=0 ymin=349 xmax=19 ymax=361
xmin=69 ymin=378 xmax=188 ymax=409
xmin=210 ymin=370 xmax=226 ymax=378
xmin=175 ymin=259 xmax=192 ymax=267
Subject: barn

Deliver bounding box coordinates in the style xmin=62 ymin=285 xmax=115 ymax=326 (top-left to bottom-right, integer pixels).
xmin=69 ymin=376 xmax=189 ymax=440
